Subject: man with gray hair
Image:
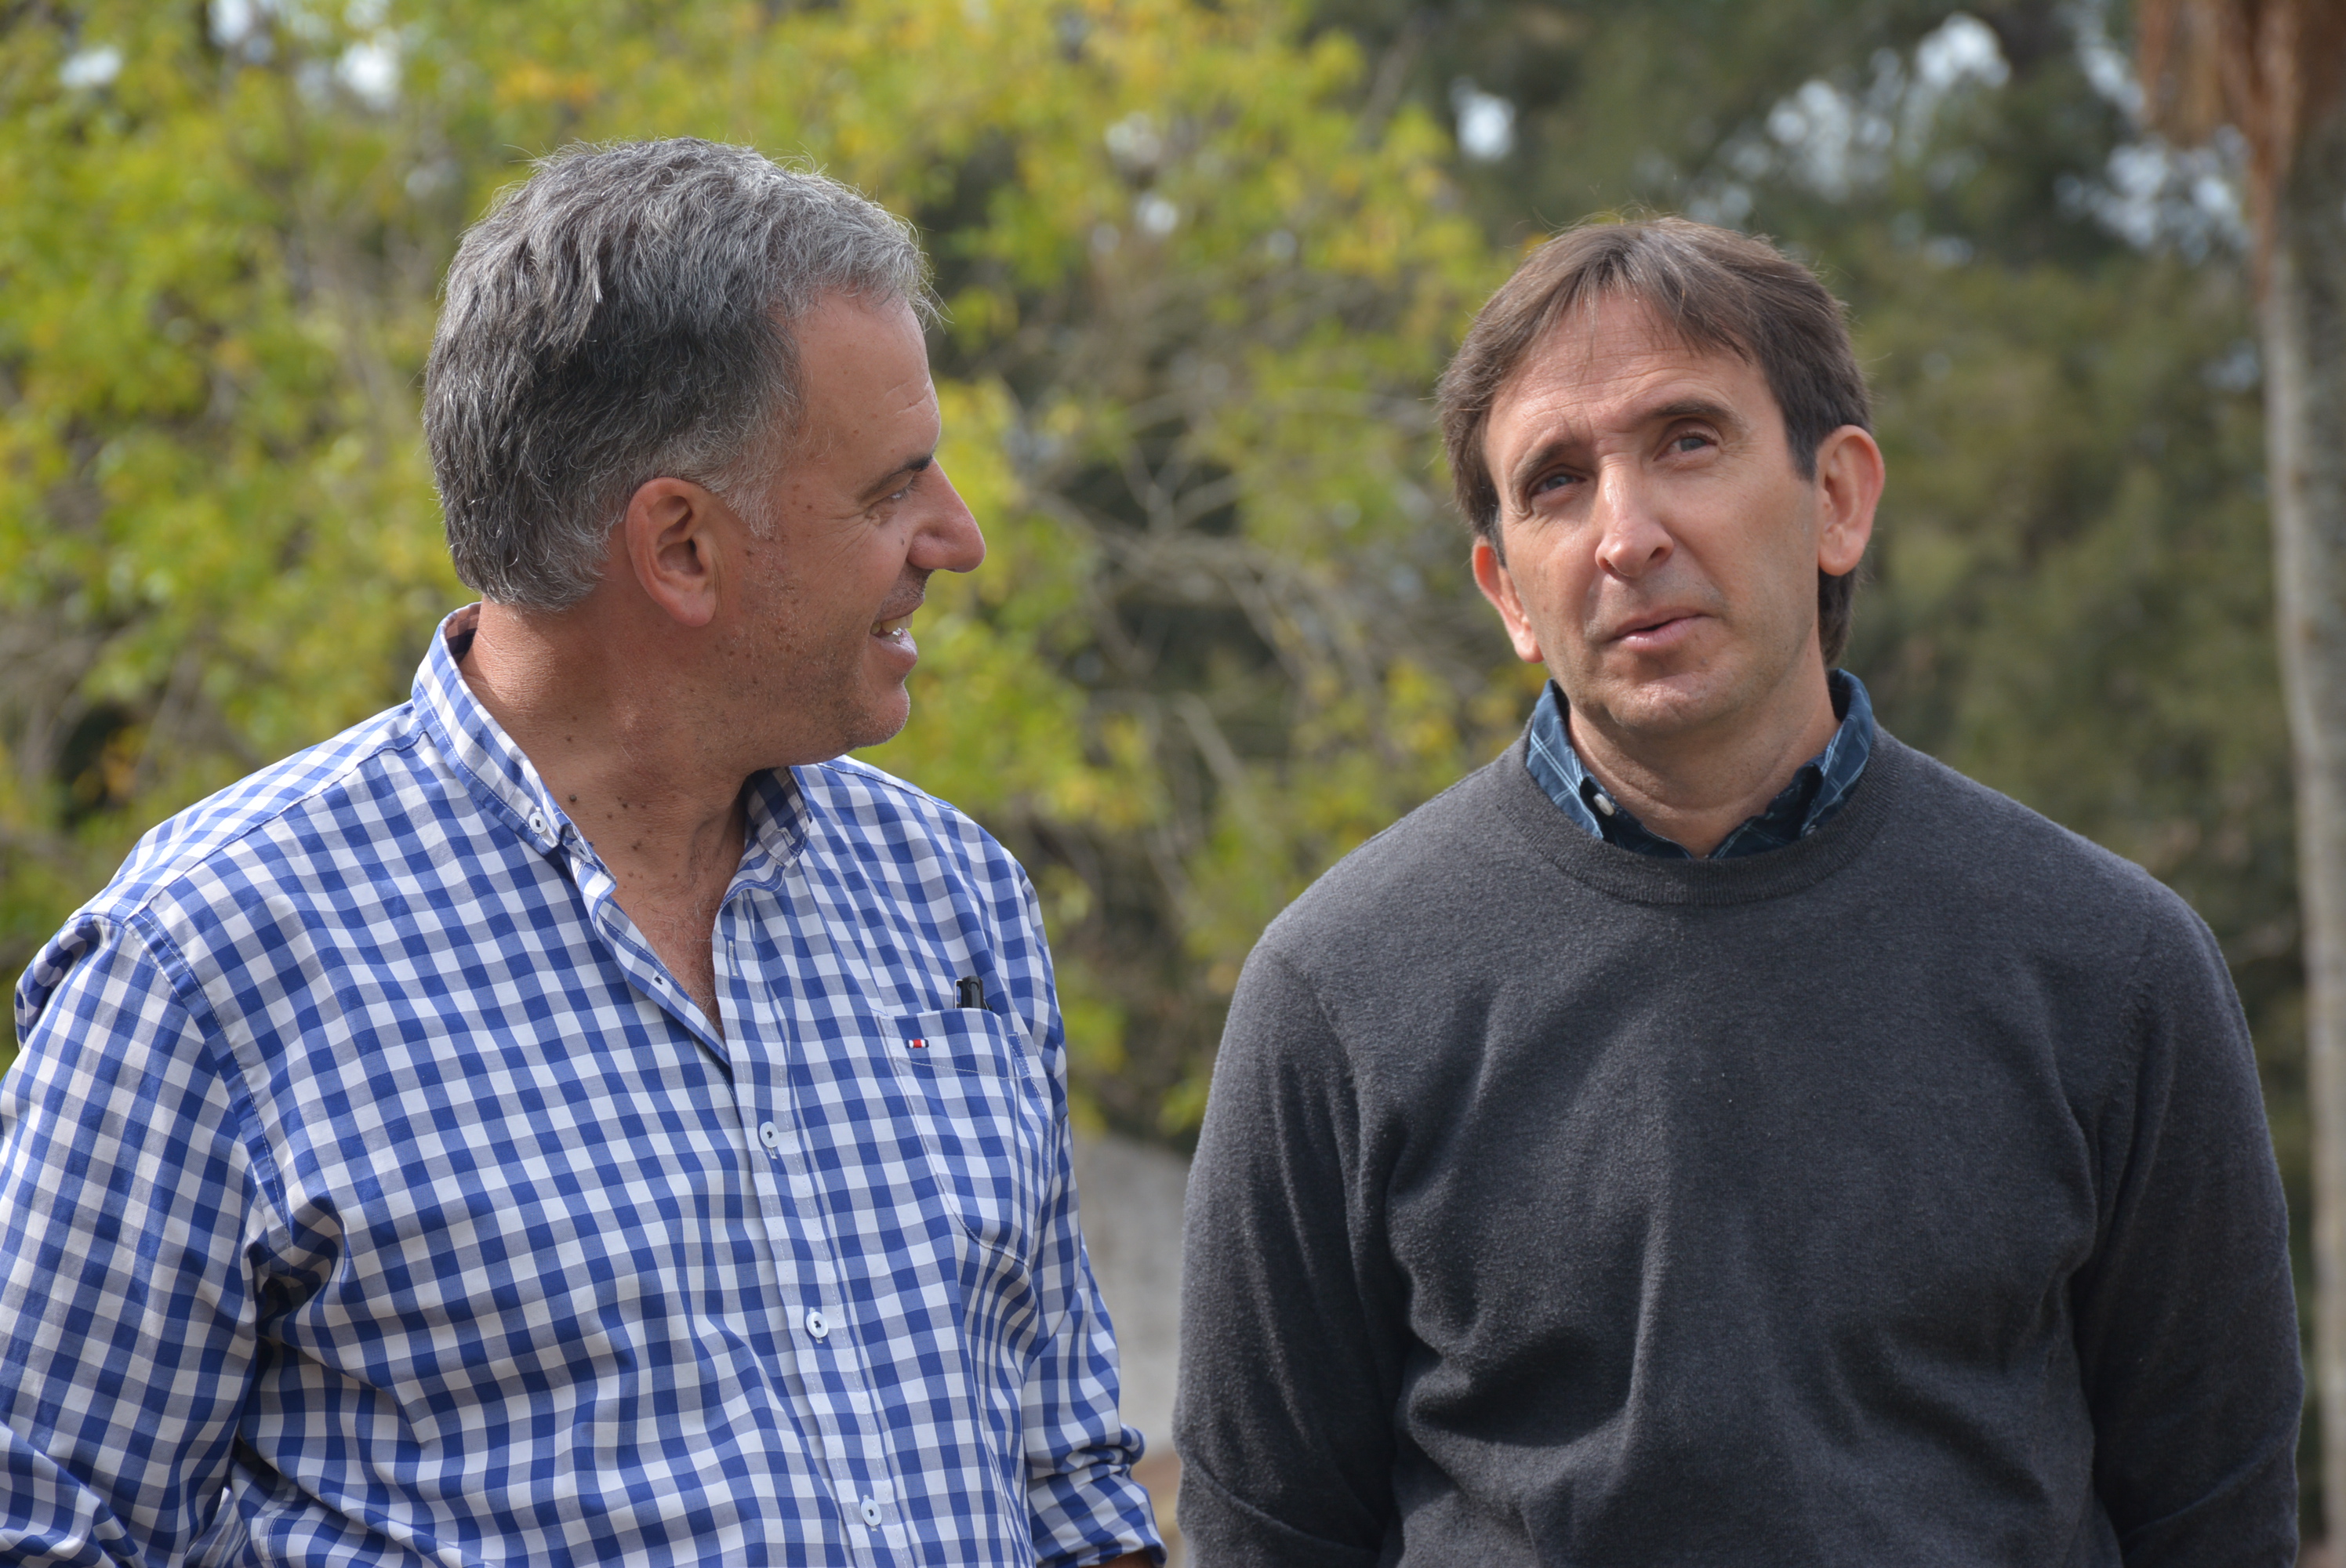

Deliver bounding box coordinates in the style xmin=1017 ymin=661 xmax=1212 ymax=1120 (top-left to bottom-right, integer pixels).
xmin=2 ymin=140 xmax=1161 ymax=1566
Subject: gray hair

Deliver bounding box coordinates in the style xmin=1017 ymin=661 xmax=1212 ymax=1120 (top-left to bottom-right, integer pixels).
xmin=424 ymin=139 xmax=935 ymax=609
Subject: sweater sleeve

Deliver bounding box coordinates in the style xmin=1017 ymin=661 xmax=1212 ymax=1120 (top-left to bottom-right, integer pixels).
xmin=1174 ymin=942 xmax=1405 ymax=1566
xmin=2074 ymin=898 xmax=2301 ymax=1565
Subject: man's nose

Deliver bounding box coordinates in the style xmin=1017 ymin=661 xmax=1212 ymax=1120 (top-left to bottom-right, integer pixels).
xmin=1592 ymin=462 xmax=1672 ymax=579
xmin=912 ymin=465 xmax=986 ymax=575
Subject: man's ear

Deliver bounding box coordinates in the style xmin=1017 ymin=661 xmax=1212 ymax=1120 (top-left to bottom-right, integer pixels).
xmin=1471 ymin=533 xmax=1545 ymax=665
xmin=1813 ymin=425 xmax=1883 ymax=577
xmin=620 ymin=477 xmax=729 ymax=629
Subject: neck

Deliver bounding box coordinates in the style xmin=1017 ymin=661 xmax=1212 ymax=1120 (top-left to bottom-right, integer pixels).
xmin=1564 ymin=660 xmax=1840 ymax=857
xmin=459 ymin=599 xmax=750 ymax=927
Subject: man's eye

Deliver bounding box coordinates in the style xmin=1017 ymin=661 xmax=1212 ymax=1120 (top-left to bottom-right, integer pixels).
xmin=1669 ymin=432 xmax=1713 ymax=454
xmin=1530 ymin=470 xmax=1578 ymax=497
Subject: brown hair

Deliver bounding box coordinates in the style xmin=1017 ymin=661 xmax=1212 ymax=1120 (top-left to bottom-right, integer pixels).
xmin=1436 ymin=217 xmax=1872 ymax=666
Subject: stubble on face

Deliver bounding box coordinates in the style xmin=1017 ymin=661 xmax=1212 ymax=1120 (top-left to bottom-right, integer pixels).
xmin=711 ymin=295 xmax=979 ymax=769
xmin=724 ymin=520 xmax=919 ymax=757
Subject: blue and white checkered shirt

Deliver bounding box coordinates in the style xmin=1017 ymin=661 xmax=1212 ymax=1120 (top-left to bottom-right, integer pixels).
xmin=3 ymin=606 xmax=1161 ymax=1567
xmin=1525 ymin=670 xmax=1876 ymax=858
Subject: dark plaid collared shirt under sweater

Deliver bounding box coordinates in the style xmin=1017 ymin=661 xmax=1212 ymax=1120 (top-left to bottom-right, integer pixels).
xmin=1524 ymin=669 xmax=1875 ymax=856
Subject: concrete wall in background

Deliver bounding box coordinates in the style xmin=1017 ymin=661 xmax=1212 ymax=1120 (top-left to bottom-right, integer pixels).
xmin=1073 ymin=1133 xmax=1191 ymax=1563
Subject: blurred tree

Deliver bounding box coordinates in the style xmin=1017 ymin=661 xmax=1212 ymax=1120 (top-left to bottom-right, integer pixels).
xmin=0 ymin=3 xmax=460 ymax=969
xmin=2135 ymin=0 xmax=2346 ymax=1536
xmin=0 ymin=0 xmax=1512 ymax=1138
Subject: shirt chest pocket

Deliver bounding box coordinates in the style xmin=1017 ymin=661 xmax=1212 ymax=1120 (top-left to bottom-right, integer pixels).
xmin=891 ymin=1008 xmax=1054 ymax=1271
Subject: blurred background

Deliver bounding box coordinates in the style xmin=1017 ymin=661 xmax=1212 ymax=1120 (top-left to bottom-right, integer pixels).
xmin=0 ymin=0 xmax=2301 ymax=1548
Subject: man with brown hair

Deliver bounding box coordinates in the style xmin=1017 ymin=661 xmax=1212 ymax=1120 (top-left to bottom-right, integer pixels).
xmin=1173 ymin=218 xmax=2301 ymax=1564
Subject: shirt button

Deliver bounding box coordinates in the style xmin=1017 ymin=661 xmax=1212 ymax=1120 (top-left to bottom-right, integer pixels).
xmin=527 ymin=811 xmax=547 ymax=834
xmin=859 ymin=1497 xmax=883 ymax=1527
xmin=758 ymin=1120 xmax=782 ymax=1151
xmin=1592 ymin=792 xmax=1617 ymax=818
xmin=805 ymin=1309 xmax=830 ymax=1340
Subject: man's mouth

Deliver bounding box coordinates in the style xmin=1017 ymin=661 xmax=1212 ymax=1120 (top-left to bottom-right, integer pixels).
xmin=872 ymin=612 xmax=916 ymax=646
xmin=1609 ymin=611 xmax=1699 ymax=647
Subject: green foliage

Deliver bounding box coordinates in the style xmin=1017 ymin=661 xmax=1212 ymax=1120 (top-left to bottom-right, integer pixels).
xmin=0 ymin=1 xmax=2301 ymax=1192
xmin=0 ymin=0 xmax=1519 ymax=1136
xmin=0 ymin=2 xmax=461 ymax=970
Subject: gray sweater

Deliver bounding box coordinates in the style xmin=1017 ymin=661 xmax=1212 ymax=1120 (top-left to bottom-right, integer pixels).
xmin=1174 ymin=731 xmax=2300 ymax=1566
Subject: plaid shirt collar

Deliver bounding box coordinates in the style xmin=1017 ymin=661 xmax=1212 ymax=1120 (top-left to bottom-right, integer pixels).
xmin=1524 ymin=670 xmax=1876 ymax=860
xmin=416 ymin=602 xmax=806 ymax=892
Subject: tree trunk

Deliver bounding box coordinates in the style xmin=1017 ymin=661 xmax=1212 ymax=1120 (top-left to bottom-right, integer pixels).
xmin=2269 ymin=85 xmax=2346 ymax=1543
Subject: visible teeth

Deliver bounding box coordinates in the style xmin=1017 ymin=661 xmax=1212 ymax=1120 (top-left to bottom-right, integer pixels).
xmin=872 ymin=616 xmax=911 ymax=637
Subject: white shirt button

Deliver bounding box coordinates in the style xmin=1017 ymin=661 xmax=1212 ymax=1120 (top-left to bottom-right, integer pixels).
xmin=804 ymin=1308 xmax=830 ymax=1340
xmin=1592 ymin=792 xmax=1617 ymax=818
xmin=758 ymin=1120 xmax=782 ymax=1151
xmin=859 ymin=1497 xmax=883 ymax=1526
xmin=527 ymin=811 xmax=547 ymax=835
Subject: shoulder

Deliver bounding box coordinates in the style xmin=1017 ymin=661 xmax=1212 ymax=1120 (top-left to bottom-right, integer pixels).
xmin=87 ymin=703 xmax=431 ymax=920
xmin=17 ymin=701 xmax=434 ymax=1033
xmin=799 ymin=753 xmax=1015 ymax=862
xmin=797 ymin=753 xmax=1033 ymax=905
xmin=1255 ymin=732 xmax=2207 ymax=985
xmin=1875 ymin=734 xmax=2203 ymax=954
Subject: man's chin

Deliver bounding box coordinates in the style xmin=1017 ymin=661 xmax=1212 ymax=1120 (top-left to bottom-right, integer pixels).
xmin=841 ymin=689 xmax=914 ymax=756
xmin=757 ymin=691 xmax=913 ymax=770
xmin=852 ymin=711 xmax=913 ymax=754
xmin=1571 ymin=670 xmax=1732 ymax=740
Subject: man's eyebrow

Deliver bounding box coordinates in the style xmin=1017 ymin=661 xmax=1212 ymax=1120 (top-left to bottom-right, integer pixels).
xmin=859 ymin=452 xmax=933 ymax=503
xmin=1507 ymin=437 xmax=1578 ymax=506
xmin=1651 ymin=397 xmax=1738 ymax=426
xmin=1505 ymin=397 xmax=1745 ymax=506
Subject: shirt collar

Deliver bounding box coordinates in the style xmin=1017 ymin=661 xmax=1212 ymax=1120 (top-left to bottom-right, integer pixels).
xmin=412 ymin=604 xmax=807 ymax=879
xmin=1523 ymin=670 xmax=1876 ymax=860
xmin=1523 ymin=688 xmax=1611 ymax=842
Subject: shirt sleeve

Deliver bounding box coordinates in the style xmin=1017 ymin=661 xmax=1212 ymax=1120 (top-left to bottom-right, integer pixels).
xmin=2074 ymin=897 xmax=2302 ymax=1565
xmin=1008 ymin=877 xmax=1165 ymax=1568
xmin=0 ymin=914 xmax=277 ymax=1566
xmin=1173 ymin=942 xmax=1403 ymax=1566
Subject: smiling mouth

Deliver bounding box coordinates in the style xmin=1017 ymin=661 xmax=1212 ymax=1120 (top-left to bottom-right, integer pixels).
xmin=871 ymin=612 xmax=917 ymax=647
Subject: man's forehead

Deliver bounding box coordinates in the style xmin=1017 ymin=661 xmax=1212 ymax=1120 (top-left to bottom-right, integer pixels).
xmin=788 ymin=292 xmax=938 ymax=447
xmin=1495 ymin=295 xmax=1756 ymax=425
